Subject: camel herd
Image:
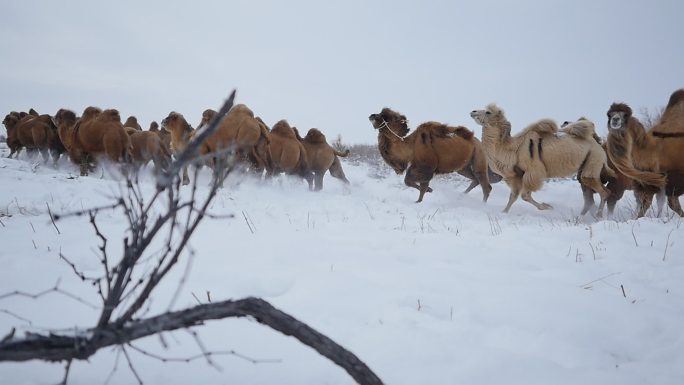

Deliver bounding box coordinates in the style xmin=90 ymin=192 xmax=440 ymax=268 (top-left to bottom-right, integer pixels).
xmin=2 ymin=104 xmax=350 ymax=191
xmin=3 ymin=89 xmax=683 ymax=219
xmin=369 ymin=88 xmax=684 ymax=218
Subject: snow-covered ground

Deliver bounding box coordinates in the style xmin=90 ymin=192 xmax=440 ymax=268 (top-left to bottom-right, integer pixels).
xmin=1 ymin=146 xmax=683 ymax=385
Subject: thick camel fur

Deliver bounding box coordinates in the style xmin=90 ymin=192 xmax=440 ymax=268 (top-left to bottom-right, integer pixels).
xmin=65 ymin=107 xmax=132 ymax=176
xmin=471 ymin=104 xmax=612 ymax=215
xmin=266 ymin=119 xmax=311 ymax=183
xmin=605 ymin=89 xmax=684 ymax=217
xmin=369 ymin=107 xmax=493 ymax=202
xmin=294 ymin=127 xmax=350 ymax=191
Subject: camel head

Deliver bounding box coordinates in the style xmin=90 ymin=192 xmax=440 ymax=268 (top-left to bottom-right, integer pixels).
xmin=368 ymin=108 xmax=409 ymax=137
xmin=197 ymin=109 xmax=217 ymax=130
xmin=470 ymin=104 xmax=506 ymax=127
xmin=606 ymin=103 xmax=632 ymax=131
xmin=162 ymin=111 xmax=193 ymax=135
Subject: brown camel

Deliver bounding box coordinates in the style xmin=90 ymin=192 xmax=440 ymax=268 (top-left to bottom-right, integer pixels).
xmin=123 ymin=116 xmax=142 ymax=131
xmin=161 ymin=111 xmax=195 ymax=185
xmin=564 ymin=121 xmax=665 ymax=218
xmin=470 ymin=105 xmax=613 ymax=215
xmin=369 ymin=108 xmax=493 ymax=202
xmin=265 ymin=119 xmax=312 ymax=184
xmin=149 ymin=121 xmax=171 ymax=150
xmin=62 ymin=107 xmax=132 ymax=176
xmin=197 ymin=104 xmax=272 ymax=174
xmin=125 ymin=129 xmax=172 ymax=174
xmin=2 ymin=112 xmax=24 ymax=158
xmin=292 ymin=127 xmax=349 ymax=191
xmin=6 ymin=110 xmax=64 ymax=164
xmin=605 ymin=89 xmax=684 ymax=217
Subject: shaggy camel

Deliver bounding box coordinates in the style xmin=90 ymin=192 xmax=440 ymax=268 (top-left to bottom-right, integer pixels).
xmin=61 ymin=107 xmax=132 ymax=176
xmin=5 ymin=110 xmax=64 ymax=164
xmin=369 ymin=108 xmax=493 ymax=202
xmin=470 ymin=105 xmax=613 ymax=215
xmin=563 ymin=121 xmax=665 ymax=217
xmin=2 ymin=112 xmax=24 ymax=158
xmin=196 ymin=104 xmax=271 ymax=174
xmin=605 ymin=89 xmax=684 ymax=217
xmin=293 ymin=127 xmax=349 ymax=191
xmin=124 ymin=129 xmax=172 ymax=174
xmin=161 ymin=111 xmax=195 ymax=185
xmin=265 ymin=119 xmax=312 ymax=184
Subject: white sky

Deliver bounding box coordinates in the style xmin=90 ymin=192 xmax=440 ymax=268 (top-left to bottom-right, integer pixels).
xmin=1 ymin=0 xmax=683 ymax=144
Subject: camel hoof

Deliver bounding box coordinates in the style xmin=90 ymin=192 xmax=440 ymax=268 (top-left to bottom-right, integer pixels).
xmin=539 ymin=203 xmax=553 ymax=210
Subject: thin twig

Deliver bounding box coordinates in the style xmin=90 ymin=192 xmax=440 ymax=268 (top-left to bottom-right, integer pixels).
xmin=0 ymin=309 xmax=33 ymax=325
xmin=46 ymin=203 xmax=61 ymax=234
xmin=104 ymin=347 xmax=122 ymax=385
xmin=127 ymin=342 xmax=281 ymax=364
xmin=663 ymin=228 xmax=674 ymax=261
xmin=579 ymin=272 xmax=621 ymax=289
xmin=121 ymin=345 xmax=144 ymax=385
xmin=57 ymin=360 xmax=72 ymax=385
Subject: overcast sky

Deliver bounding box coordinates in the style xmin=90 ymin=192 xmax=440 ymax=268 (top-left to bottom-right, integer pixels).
xmin=2 ymin=0 xmax=682 ymax=144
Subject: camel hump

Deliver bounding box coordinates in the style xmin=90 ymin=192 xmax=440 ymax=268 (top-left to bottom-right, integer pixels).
xmin=666 ymin=89 xmax=684 ymax=110
xmin=271 ymin=120 xmax=296 ymax=138
xmin=561 ymin=119 xmax=596 ymax=139
xmin=521 ymin=119 xmax=558 ymax=136
xmin=451 ymin=126 xmax=474 ymax=140
xmin=231 ymin=104 xmax=254 ymax=117
xmin=304 ymin=128 xmax=326 ymax=144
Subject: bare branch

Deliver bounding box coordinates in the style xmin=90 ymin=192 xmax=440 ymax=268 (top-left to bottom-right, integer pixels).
xmin=0 ymin=309 xmax=33 ymax=325
xmin=0 ymin=297 xmax=385 ymax=385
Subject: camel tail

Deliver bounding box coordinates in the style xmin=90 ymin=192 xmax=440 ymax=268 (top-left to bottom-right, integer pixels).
xmin=561 ymin=120 xmax=596 ymax=140
xmin=606 ymin=136 xmax=666 ymax=188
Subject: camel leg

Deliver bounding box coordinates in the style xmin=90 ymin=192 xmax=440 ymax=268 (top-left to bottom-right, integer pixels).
xmin=80 ymin=156 xmax=89 ymax=176
xmin=457 ymin=167 xmax=478 ymax=194
xmin=463 ymin=179 xmax=479 ymax=194
xmin=474 ymin=170 xmax=492 ymax=203
xmin=329 ymin=156 xmax=350 ymax=184
xmin=634 ymin=189 xmax=655 ymax=218
xmin=521 ymin=190 xmax=552 ymax=211
xmin=314 ymin=172 xmax=324 ymax=191
xmin=416 ymin=182 xmax=430 ymax=203
xmin=667 ymin=195 xmax=684 ymax=217
xmin=581 ymin=177 xmax=610 ymax=218
xmin=579 ymin=183 xmax=596 ymax=216
xmin=502 ymin=178 xmax=521 ymax=213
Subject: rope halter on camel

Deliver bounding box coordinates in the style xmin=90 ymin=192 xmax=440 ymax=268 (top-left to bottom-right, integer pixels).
xmin=375 ymin=119 xmax=405 ymax=141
